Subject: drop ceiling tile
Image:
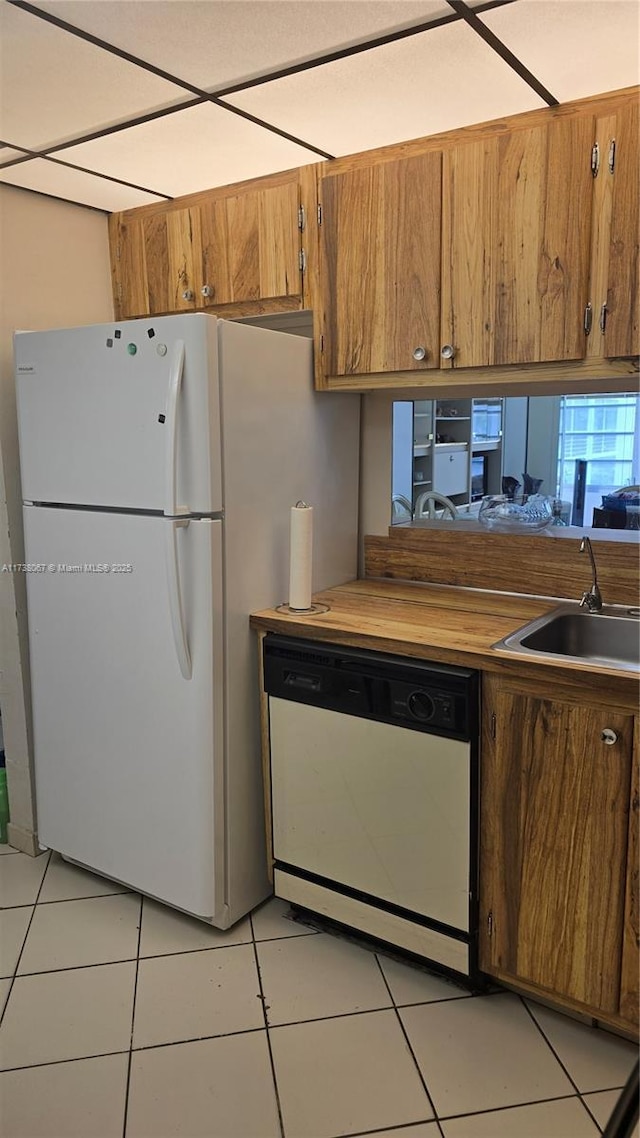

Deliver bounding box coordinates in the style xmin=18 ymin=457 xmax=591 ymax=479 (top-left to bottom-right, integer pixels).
xmin=59 ymin=102 xmax=324 ymax=198
xmin=0 ymin=159 xmax=168 ymax=212
xmin=481 ymin=1 xmax=640 ymax=103
xmin=0 ymin=1 xmax=190 ymax=151
xmin=31 ymin=1 xmax=458 ymax=90
xmin=226 ymin=20 xmax=545 ymax=158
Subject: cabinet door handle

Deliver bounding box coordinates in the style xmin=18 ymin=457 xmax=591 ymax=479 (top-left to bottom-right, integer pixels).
xmin=182 ymin=289 xmax=194 ymax=301
xmin=412 ymin=346 xmax=426 ymax=361
xmin=601 ymin=728 xmax=618 ymax=745
xmin=599 ymin=303 xmax=608 ymax=334
xmin=201 ymin=285 xmax=213 ymax=298
xmin=441 ymin=344 xmax=455 ymax=360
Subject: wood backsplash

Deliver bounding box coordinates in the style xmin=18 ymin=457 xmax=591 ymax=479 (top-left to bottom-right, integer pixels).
xmin=364 ymin=527 xmax=640 ymax=606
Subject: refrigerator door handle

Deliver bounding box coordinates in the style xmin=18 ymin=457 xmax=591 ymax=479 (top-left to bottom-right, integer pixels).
xmin=164 ymin=339 xmax=187 ymax=518
xmin=164 ymin=518 xmax=192 ymax=680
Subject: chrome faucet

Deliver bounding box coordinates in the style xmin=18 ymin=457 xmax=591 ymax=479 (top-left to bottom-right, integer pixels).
xmin=579 ymin=536 xmax=603 ymax=612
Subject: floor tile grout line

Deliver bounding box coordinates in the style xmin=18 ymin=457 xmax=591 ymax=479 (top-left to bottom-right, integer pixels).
xmin=121 ymin=892 xmax=144 ymax=1138
xmin=0 ymin=1025 xmax=274 ymax=1074
xmin=37 ymin=889 xmax=132 ymax=906
xmin=6 ymin=940 xmax=403 ymax=993
xmin=1 ymin=1048 xmax=132 ymax=1075
xmin=2 ymin=892 xmax=129 ymax=910
xmin=519 ymin=997 xmax=632 ymax=1134
xmin=0 ymin=850 xmax=52 ymax=1028
xmin=436 ymin=1090 xmax=607 ymax=1123
xmin=373 ymin=952 xmax=445 ymax=1138
xmin=14 ymin=955 xmax=145 ymax=978
xmin=519 ymin=995 xmax=595 ymax=1097
xmin=251 ymin=935 xmax=286 ymax=1138
xmin=579 ymin=1092 xmax=607 ymax=1135
xmin=10 ymin=937 xmax=256 ymax=979
xmin=327 ymin=1119 xmax=439 ymax=1138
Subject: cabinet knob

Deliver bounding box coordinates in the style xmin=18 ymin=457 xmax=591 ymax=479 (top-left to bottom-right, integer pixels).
xmin=201 ymin=285 xmax=213 ymax=299
xmin=412 ymin=346 xmax=426 ymax=361
xmin=182 ymin=289 xmax=194 ymax=301
xmin=601 ymin=728 xmax=618 ymax=745
xmin=441 ymin=344 xmax=455 ymax=360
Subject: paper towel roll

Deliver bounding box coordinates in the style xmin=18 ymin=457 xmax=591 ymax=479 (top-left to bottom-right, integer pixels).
xmin=289 ymin=502 xmax=313 ymax=610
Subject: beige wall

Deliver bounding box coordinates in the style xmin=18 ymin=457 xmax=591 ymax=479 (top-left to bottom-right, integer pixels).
xmin=0 ymin=185 xmax=113 ymax=852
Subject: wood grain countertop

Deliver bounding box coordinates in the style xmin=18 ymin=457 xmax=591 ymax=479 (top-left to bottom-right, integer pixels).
xmin=250 ymin=579 xmax=639 ymax=702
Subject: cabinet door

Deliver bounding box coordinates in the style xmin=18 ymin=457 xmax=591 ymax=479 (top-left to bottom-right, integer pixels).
xmin=442 ymin=116 xmax=594 ymax=368
xmin=619 ymin=717 xmax=639 ymax=1027
xmin=197 ymin=177 xmax=301 ymax=310
xmin=318 ymin=152 xmax=442 ymax=377
xmin=480 ymin=675 xmax=633 ymax=1014
xmin=603 ymin=99 xmax=639 ymax=357
xmin=109 ymin=214 xmax=150 ymax=320
xmin=142 ymin=208 xmax=200 ymax=314
xmin=433 ymin=449 xmax=468 ymax=498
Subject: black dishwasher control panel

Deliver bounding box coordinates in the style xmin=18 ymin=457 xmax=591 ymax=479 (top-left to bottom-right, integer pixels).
xmin=263 ymin=635 xmax=477 ymax=742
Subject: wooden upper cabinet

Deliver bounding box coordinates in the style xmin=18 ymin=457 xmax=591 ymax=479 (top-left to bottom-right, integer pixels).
xmin=196 ymin=176 xmax=301 ymax=311
xmin=602 ymin=99 xmax=639 ymax=357
xmin=479 ymin=673 xmax=634 ymax=1018
xmin=318 ymin=151 xmax=442 ymax=377
xmin=442 ymin=115 xmax=594 ymax=368
xmin=109 ymin=214 xmax=150 ymax=320
xmin=109 ymin=170 xmax=303 ymax=321
xmin=143 ymin=207 xmax=201 ymax=314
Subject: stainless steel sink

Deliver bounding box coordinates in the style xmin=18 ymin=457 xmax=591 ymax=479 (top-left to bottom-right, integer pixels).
xmin=494 ymin=603 xmax=640 ymax=673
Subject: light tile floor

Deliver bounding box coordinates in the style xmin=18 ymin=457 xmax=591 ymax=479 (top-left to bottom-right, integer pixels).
xmin=1 ymin=844 xmax=638 ymax=1138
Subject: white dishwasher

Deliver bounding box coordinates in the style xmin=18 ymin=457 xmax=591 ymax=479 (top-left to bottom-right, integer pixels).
xmin=264 ymin=635 xmax=479 ymax=979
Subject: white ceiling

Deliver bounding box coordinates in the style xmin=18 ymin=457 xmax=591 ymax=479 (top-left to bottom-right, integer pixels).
xmin=0 ymin=0 xmax=638 ymax=212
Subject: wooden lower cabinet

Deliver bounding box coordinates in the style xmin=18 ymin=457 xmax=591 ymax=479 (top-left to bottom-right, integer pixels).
xmin=479 ymin=672 xmax=638 ymax=1030
xmin=619 ymin=720 xmax=639 ymax=1025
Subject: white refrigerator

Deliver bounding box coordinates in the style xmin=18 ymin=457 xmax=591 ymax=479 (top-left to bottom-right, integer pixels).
xmin=14 ymin=314 xmax=360 ymax=927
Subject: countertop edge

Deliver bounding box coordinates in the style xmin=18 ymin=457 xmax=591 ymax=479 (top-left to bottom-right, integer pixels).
xmin=250 ymin=579 xmax=640 ymax=697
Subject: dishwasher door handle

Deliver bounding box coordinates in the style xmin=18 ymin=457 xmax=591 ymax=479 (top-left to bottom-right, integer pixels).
xmin=284 ymin=670 xmax=322 ymax=692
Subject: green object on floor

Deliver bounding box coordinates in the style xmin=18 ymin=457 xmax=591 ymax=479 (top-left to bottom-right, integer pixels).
xmin=0 ymin=766 xmax=9 ymax=844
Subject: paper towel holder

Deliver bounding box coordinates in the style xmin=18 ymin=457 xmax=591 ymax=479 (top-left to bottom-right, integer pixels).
xmin=276 ymin=602 xmax=330 ymax=615
xmin=277 ymin=499 xmax=331 ymax=615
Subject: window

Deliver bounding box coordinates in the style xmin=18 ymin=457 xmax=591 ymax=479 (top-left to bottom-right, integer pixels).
xmin=557 ymin=394 xmax=639 ymax=524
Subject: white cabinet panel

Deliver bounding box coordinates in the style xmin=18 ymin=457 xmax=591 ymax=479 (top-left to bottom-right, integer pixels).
xmin=433 ymin=446 xmax=469 ymax=497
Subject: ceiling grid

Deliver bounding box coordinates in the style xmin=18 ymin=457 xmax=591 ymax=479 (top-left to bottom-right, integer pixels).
xmin=0 ymin=0 xmax=638 ymax=211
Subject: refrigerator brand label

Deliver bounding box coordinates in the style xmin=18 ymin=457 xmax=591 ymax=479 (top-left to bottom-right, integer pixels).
xmin=17 ymin=365 xmax=35 ymax=374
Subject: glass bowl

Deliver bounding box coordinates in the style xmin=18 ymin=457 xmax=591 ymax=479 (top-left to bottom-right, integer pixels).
xmin=478 ymin=494 xmax=553 ymax=532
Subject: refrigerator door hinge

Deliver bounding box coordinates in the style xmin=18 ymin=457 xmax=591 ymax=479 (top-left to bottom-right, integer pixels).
xmin=584 ymin=302 xmax=593 ymax=336
xmin=608 ymin=138 xmax=616 ymax=174
xmin=490 ymin=712 xmax=496 ymax=740
xmin=487 ymin=910 xmax=494 ymax=939
xmin=298 ymin=205 xmax=306 ymax=231
xmin=298 ymin=249 xmax=307 ymax=273
xmin=317 ymin=203 xmax=323 ymax=226
xmin=591 ymin=141 xmax=600 ymax=177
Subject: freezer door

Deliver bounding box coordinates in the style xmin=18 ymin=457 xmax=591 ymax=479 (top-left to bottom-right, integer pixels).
xmin=23 ymin=506 xmax=225 ymax=920
xmin=15 ymin=315 xmax=221 ymax=514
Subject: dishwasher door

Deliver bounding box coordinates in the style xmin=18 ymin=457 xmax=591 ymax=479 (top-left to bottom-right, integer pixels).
xmin=269 ymin=698 xmax=471 ymax=934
